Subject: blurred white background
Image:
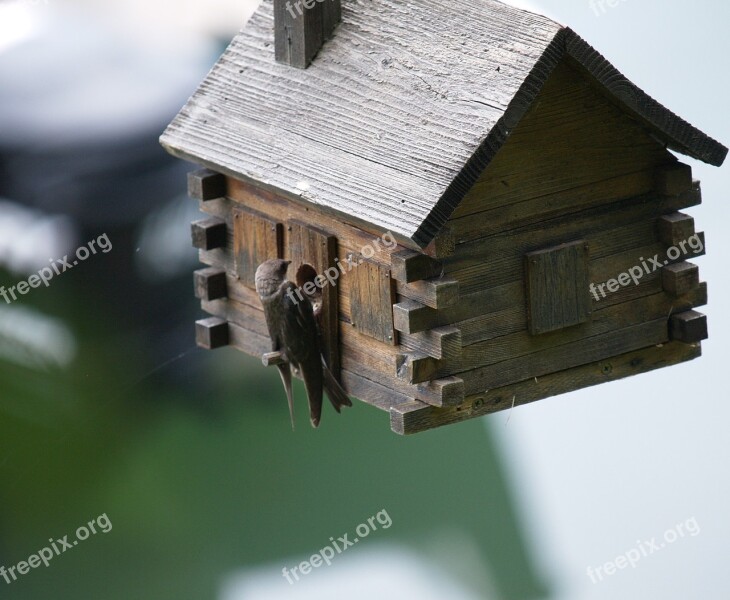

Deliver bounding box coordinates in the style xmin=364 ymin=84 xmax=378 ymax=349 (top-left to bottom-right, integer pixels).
xmin=490 ymin=2 xmax=730 ymax=600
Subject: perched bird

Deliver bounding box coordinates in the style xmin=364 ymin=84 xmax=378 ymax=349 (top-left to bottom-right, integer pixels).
xmin=255 ymin=258 xmax=352 ymax=428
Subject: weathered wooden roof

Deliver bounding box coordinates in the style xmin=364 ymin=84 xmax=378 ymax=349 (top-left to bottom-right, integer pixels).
xmin=161 ymin=0 xmax=727 ymax=248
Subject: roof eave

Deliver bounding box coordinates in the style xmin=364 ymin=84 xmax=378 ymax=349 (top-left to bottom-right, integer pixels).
xmin=413 ymin=28 xmax=727 ymax=249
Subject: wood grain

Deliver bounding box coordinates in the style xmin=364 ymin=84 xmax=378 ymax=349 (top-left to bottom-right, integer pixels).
xmin=390 ymin=250 xmax=443 ymax=283
xmin=657 ymin=212 xmax=695 ymax=247
xmin=525 ymin=240 xmax=591 ymax=335
xmin=662 ymin=262 xmax=699 ymax=297
xmin=392 ymin=300 xmax=439 ymax=335
xmin=162 ymin=2 xmax=725 ymax=248
xmin=350 ymin=259 xmax=396 ymax=345
xmin=232 ymin=207 xmax=283 ymax=287
xmin=446 ymin=186 xmax=701 ymax=295
xmin=391 ymin=341 xmax=701 ymax=434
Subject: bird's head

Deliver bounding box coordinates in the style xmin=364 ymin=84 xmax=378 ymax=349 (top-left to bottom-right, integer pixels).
xmin=255 ymin=259 xmax=291 ymax=297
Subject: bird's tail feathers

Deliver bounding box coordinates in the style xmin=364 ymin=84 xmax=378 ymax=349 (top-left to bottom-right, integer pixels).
xmin=322 ymin=358 xmax=353 ymax=413
xmin=276 ymin=363 xmax=296 ymax=431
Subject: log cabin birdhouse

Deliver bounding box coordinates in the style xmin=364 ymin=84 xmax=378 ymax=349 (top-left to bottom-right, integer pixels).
xmin=161 ymin=0 xmax=726 ymax=434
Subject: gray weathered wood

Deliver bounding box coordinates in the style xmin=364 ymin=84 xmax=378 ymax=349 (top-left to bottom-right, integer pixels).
xmin=392 ymin=300 xmax=439 ymax=335
xmin=274 ymin=0 xmax=323 ymax=69
xmin=162 ymin=0 xmax=725 ymax=249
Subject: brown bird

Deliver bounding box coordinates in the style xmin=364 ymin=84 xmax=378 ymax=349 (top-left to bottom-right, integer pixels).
xmin=255 ymin=258 xmax=352 ymax=428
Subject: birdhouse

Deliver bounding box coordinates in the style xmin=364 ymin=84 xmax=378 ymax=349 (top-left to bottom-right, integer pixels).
xmin=160 ymin=0 xmax=726 ymax=434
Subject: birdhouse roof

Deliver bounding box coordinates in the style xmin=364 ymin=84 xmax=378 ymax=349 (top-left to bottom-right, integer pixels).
xmin=161 ymin=0 xmax=727 ymax=248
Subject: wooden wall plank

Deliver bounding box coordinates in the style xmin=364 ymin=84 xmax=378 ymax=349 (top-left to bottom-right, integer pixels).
xmin=662 ymin=262 xmax=700 ymax=297
xmin=396 ymin=277 xmax=459 ymax=310
xmin=339 ymin=370 xmax=414 ymax=413
xmin=191 ymin=218 xmax=227 ymax=251
xmin=657 ymin=212 xmax=696 ymax=246
xmin=446 ymin=186 xmax=701 ymax=294
xmin=654 ymin=162 xmax=693 ymax=196
xmin=392 ymin=300 xmax=440 ymax=335
xmin=451 ymin=61 xmax=675 ymax=222
xmin=450 ymin=170 xmax=657 ymax=244
xmin=447 ymin=283 xmax=707 ymax=377
xmin=457 ymin=319 xmax=669 ymax=395
xmin=399 ymin=326 xmax=462 ymax=360
xmin=391 ymin=342 xmax=701 ymax=435
xmin=391 ymin=250 xmax=443 ymax=283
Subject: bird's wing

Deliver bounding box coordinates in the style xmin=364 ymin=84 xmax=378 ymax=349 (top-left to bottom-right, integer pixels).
xmin=259 ymin=286 xmax=294 ymax=427
xmin=280 ymin=282 xmax=323 ymax=427
xmin=261 ymin=297 xmax=281 ymax=353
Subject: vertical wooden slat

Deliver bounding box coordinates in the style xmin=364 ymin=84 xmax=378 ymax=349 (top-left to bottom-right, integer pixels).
xmin=351 ymin=258 xmax=396 ymax=345
xmin=233 ymin=207 xmax=283 ymax=287
xmin=287 ymin=222 xmax=339 ymax=377
xmin=380 ymin=266 xmax=397 ymax=345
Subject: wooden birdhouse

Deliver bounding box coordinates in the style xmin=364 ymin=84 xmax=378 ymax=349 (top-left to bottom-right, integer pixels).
xmin=161 ymin=0 xmax=726 ymax=434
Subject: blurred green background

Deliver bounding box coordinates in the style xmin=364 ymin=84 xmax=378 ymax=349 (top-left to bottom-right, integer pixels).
xmin=0 ymin=265 xmax=546 ymax=598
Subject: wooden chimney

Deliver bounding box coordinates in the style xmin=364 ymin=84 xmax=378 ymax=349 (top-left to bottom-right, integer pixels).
xmin=274 ymin=0 xmax=341 ymax=68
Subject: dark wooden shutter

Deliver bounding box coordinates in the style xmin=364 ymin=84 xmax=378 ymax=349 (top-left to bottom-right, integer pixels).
xmin=525 ymin=240 xmax=591 ymax=335
xmin=351 ymin=258 xmax=397 ymax=345
xmin=233 ymin=207 xmax=283 ymax=287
